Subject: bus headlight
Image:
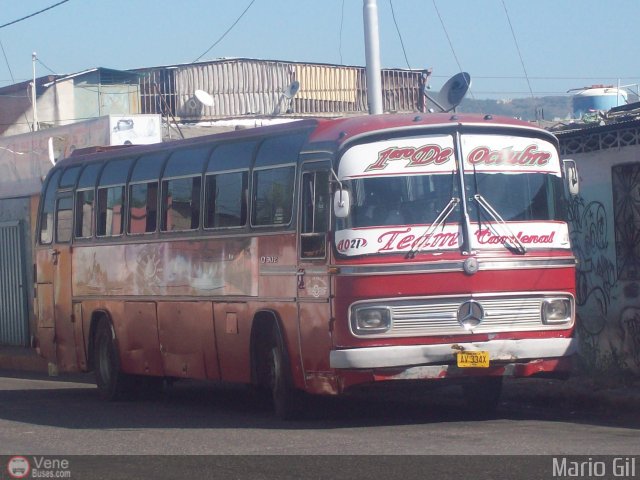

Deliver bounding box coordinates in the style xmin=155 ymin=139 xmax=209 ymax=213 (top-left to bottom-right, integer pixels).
xmin=541 ymin=298 xmax=572 ymax=324
xmin=351 ymin=307 xmax=392 ymax=334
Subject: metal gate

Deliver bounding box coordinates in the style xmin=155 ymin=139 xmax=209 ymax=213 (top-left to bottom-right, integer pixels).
xmin=0 ymin=221 xmax=28 ymax=346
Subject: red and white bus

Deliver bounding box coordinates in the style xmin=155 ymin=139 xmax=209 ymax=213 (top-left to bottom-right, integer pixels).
xmin=34 ymin=113 xmax=578 ymax=418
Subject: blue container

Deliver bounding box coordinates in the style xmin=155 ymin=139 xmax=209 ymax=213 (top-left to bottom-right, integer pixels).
xmin=572 ymin=86 xmax=628 ymax=119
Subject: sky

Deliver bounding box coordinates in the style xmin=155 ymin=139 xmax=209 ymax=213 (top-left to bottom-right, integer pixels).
xmin=0 ymin=0 xmax=639 ymax=100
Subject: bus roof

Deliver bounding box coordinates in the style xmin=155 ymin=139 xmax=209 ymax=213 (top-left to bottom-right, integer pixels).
xmin=308 ymin=113 xmax=554 ymax=147
xmin=51 ymin=113 xmax=553 ymax=170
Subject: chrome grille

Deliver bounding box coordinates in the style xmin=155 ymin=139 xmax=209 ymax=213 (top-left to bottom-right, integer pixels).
xmin=351 ymin=294 xmax=573 ymax=337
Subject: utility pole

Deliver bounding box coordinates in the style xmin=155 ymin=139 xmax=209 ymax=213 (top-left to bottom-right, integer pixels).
xmin=32 ymin=52 xmax=38 ymax=132
xmin=363 ymin=0 xmax=383 ymax=114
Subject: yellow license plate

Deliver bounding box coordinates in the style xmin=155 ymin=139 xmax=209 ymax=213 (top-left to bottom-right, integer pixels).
xmin=457 ymin=351 xmax=490 ymax=368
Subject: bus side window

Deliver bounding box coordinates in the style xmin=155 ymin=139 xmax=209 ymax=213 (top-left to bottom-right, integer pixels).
xmin=162 ymin=177 xmax=201 ymax=232
xmin=301 ymin=171 xmax=329 ymax=258
xmin=39 ymin=170 xmax=61 ymax=244
xmin=75 ymin=189 xmax=95 ymax=238
xmin=129 ymin=182 xmax=158 ymax=234
xmin=96 ymin=158 xmax=134 ymax=237
xmin=161 ymin=146 xmax=210 ymax=232
xmin=55 ymin=196 xmax=73 ymax=243
xmin=97 ymin=186 xmax=125 ymax=236
xmin=205 ymin=171 xmax=248 ymax=229
xmin=252 ymin=166 xmax=295 ymax=226
xmin=74 ymin=163 xmax=102 ymax=239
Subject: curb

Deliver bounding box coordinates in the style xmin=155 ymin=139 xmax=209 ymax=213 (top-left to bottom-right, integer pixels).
xmin=503 ymin=376 xmax=640 ymax=414
xmin=0 ymin=347 xmax=48 ymax=373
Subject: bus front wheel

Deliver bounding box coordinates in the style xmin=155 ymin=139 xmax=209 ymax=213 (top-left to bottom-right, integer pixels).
xmin=94 ymin=318 xmax=132 ymax=401
xmin=268 ymin=325 xmax=303 ymax=420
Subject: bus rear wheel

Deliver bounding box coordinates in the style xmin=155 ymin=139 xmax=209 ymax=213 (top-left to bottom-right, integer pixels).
xmin=94 ymin=318 xmax=132 ymax=401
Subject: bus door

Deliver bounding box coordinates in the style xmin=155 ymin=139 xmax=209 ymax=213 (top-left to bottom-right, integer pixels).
xmin=36 ymin=192 xmax=78 ymax=372
xmin=296 ymin=163 xmax=333 ymax=391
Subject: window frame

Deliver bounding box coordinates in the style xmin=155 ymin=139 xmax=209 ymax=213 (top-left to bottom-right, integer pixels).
xmin=204 ymin=168 xmax=249 ymax=231
xmin=250 ymin=164 xmax=297 ymax=228
xmin=74 ymin=188 xmax=96 ymax=239
xmin=299 ymin=164 xmax=330 ymax=260
xmin=54 ymin=194 xmax=74 ymax=244
xmin=160 ymin=173 xmax=203 ymax=233
xmin=128 ymin=180 xmax=160 ymax=235
xmin=96 ymin=185 xmax=126 ymax=238
xmin=38 ymin=170 xmax=62 ymax=245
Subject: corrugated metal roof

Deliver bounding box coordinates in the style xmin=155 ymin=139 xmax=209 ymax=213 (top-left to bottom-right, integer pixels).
xmin=42 ymin=67 xmax=141 ymax=87
xmin=135 ymin=58 xmax=423 ymax=120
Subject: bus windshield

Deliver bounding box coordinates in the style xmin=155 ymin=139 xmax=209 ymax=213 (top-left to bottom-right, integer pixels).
xmin=466 ymin=171 xmax=565 ymax=223
xmin=336 ymin=173 xmax=459 ymax=229
xmin=334 ymin=133 xmax=570 ymax=257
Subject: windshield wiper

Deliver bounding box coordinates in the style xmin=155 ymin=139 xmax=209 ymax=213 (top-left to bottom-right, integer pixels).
xmin=406 ymin=197 xmax=460 ymax=259
xmin=474 ymin=194 xmax=527 ymax=255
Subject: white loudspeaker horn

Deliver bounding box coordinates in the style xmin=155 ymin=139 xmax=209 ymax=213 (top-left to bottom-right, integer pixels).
xmin=194 ymin=89 xmax=214 ymax=107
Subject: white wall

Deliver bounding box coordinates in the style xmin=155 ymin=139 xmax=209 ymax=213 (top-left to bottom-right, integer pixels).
xmin=570 ymin=144 xmax=640 ymax=374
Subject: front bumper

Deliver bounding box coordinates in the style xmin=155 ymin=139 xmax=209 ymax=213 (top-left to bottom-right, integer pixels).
xmin=330 ymin=337 xmax=577 ymax=369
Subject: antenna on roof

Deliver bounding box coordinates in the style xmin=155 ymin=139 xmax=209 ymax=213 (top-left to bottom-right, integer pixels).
xmin=425 ymin=72 xmax=472 ymax=112
xmin=153 ymin=82 xmax=184 ymax=139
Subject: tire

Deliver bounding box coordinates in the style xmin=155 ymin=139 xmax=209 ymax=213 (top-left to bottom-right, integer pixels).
xmin=94 ymin=318 xmax=132 ymax=401
xmin=462 ymin=376 xmax=503 ymax=414
xmin=268 ymin=324 xmax=304 ymax=420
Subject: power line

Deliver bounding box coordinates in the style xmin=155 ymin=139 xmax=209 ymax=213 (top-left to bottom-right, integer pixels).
xmin=431 ymin=0 xmax=474 ymax=100
xmin=0 ymin=39 xmax=16 ymax=84
xmin=501 ymin=0 xmax=534 ymax=100
xmin=0 ymin=0 xmax=71 ymax=30
xmin=192 ymin=0 xmax=257 ymax=63
xmin=0 ymin=38 xmax=33 ymax=131
xmin=389 ymin=0 xmax=411 ymax=70
xmin=36 ymin=58 xmax=57 ymax=75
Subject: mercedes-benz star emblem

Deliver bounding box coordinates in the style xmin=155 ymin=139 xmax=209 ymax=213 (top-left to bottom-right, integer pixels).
xmin=463 ymin=257 xmax=479 ymax=275
xmin=457 ymin=300 xmax=484 ymax=330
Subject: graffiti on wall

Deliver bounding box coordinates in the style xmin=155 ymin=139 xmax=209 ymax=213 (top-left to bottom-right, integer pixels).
xmin=567 ymin=194 xmax=622 ymax=370
xmin=612 ymin=164 xmax=640 ymax=371
xmin=567 ymin=163 xmax=640 ymax=373
xmin=568 ymin=195 xmax=615 ymax=333
xmin=620 ymin=307 xmax=640 ymax=369
xmin=612 ymin=164 xmax=640 ymax=280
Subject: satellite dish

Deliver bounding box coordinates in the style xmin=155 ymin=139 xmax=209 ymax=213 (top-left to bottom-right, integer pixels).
xmin=272 ymin=81 xmax=301 ymax=115
xmin=194 ymin=89 xmax=214 ymax=107
xmin=428 ymin=72 xmax=471 ymax=112
xmin=283 ymin=80 xmax=300 ymax=99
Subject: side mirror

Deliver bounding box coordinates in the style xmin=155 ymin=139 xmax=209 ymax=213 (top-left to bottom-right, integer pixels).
xmin=563 ymin=159 xmax=579 ymax=196
xmin=334 ymin=189 xmax=351 ymax=218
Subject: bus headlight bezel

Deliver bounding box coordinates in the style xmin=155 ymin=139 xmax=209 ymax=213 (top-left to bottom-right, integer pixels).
xmin=351 ymin=306 xmax=392 ymax=335
xmin=541 ymin=297 xmax=572 ymax=324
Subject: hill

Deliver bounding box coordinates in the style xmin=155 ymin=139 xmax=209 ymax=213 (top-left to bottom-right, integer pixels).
xmin=454 ymin=96 xmax=573 ymax=121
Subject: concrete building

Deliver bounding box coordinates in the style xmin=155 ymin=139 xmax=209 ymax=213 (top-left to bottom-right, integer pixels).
xmin=0 ymin=68 xmax=157 ymax=348
xmin=556 ymin=110 xmax=640 ymax=374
